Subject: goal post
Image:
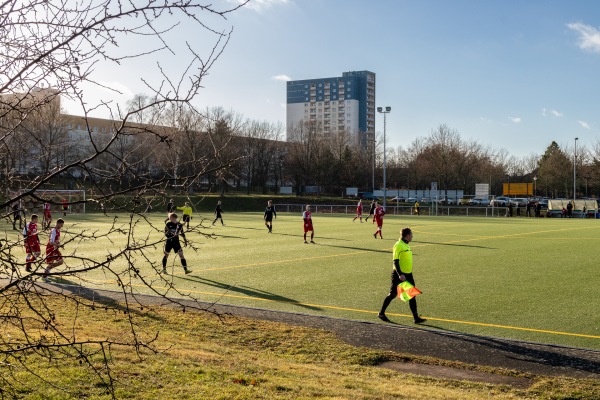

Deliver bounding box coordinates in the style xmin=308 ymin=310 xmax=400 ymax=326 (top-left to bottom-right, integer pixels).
xmin=7 ymin=189 xmax=87 ymax=215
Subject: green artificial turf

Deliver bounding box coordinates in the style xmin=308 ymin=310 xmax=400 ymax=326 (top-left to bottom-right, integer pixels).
xmin=7 ymin=210 xmax=600 ymax=350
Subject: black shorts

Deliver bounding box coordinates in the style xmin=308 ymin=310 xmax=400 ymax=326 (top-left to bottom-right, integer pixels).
xmin=388 ymin=271 xmax=415 ymax=296
xmin=164 ymin=239 xmax=182 ymax=253
xmin=265 ymin=216 xmax=273 ymax=222
xmin=182 ymin=215 xmax=190 ymax=223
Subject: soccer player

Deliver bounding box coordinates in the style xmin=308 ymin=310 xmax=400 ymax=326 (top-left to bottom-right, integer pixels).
xmin=166 ymin=198 xmax=175 ymax=221
xmin=373 ymin=202 xmax=386 ymax=239
xmin=364 ymin=200 xmax=376 ymax=223
xmin=212 ymin=201 xmax=225 ymax=226
xmin=378 ymin=227 xmax=426 ymax=324
xmin=414 ymin=200 xmax=420 ymax=216
xmin=23 ymin=214 xmax=41 ymax=272
xmin=61 ymin=198 xmax=68 ymax=216
xmin=42 ymin=202 xmax=52 ymax=230
xmin=162 ymin=213 xmax=190 ymax=274
xmin=177 ymin=202 xmax=193 ymax=229
xmin=264 ymin=200 xmax=276 ymax=233
xmin=352 ymin=200 xmax=363 ymax=223
xmin=12 ymin=201 xmax=24 ymax=230
xmin=303 ymin=205 xmax=315 ymax=244
xmin=43 ymin=218 xmax=65 ymax=281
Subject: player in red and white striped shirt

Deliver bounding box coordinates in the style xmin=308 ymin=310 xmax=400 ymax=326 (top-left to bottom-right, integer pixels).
xmin=23 ymin=214 xmax=41 ymax=272
xmin=352 ymin=200 xmax=363 ymax=223
xmin=43 ymin=218 xmax=65 ymax=281
xmin=373 ymin=202 xmax=386 ymax=239
xmin=42 ymin=202 xmax=52 ymax=230
xmin=303 ymin=205 xmax=315 ymax=244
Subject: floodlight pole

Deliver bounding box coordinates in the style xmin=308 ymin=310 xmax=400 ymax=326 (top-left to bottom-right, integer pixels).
xmin=574 ymin=137 xmax=578 ymax=199
xmin=377 ymin=106 xmax=391 ymax=210
xmin=371 ymin=135 xmax=375 ymax=193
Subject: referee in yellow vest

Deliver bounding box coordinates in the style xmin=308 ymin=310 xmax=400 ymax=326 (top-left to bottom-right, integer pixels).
xmin=378 ymin=227 xmax=426 ymax=324
xmin=176 ymin=202 xmax=193 ymax=229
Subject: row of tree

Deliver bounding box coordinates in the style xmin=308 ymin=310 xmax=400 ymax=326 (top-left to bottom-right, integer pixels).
xmin=3 ymin=97 xmax=599 ymax=199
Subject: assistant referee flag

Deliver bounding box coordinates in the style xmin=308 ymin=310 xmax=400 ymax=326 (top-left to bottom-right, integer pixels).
xmin=397 ymin=281 xmax=422 ymax=302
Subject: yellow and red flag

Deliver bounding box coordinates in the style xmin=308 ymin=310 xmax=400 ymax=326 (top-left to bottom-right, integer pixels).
xmin=397 ymin=281 xmax=422 ymax=302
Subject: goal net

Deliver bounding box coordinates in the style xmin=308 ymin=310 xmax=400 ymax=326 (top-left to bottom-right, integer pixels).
xmin=7 ymin=189 xmax=87 ymax=215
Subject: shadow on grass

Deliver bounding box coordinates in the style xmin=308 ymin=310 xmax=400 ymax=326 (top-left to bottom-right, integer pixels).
xmin=47 ymin=281 xmax=164 ymax=321
xmin=412 ymin=323 xmax=600 ymax=375
xmin=212 ymin=234 xmax=248 ymax=239
xmin=179 ymin=276 xmax=322 ymax=311
xmin=413 ymin=240 xmax=495 ymax=249
xmin=221 ymin=225 xmax=352 ymax=242
xmin=316 ymin=242 xmax=390 ymax=254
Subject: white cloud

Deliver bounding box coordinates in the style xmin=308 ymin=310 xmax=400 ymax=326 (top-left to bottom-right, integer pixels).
xmin=230 ymin=0 xmax=290 ymax=13
xmin=542 ymin=108 xmax=563 ymax=117
xmin=578 ymin=120 xmax=591 ymax=129
xmin=508 ymin=116 xmax=521 ymax=124
xmin=272 ymin=74 xmax=292 ymax=81
xmin=567 ymin=22 xmax=600 ymax=53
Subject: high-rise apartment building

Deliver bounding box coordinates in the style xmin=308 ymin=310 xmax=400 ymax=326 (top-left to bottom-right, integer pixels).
xmin=286 ymin=70 xmax=375 ymax=145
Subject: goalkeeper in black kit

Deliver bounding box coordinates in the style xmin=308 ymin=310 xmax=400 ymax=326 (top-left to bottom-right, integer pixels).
xmin=162 ymin=213 xmax=191 ymax=274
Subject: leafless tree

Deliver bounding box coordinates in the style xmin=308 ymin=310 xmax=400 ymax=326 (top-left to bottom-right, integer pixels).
xmin=0 ymin=1 xmax=247 ymax=397
xmin=240 ymin=120 xmax=283 ymax=194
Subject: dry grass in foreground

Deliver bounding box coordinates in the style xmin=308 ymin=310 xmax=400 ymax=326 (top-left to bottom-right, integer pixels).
xmin=1 ymin=295 xmax=599 ymax=399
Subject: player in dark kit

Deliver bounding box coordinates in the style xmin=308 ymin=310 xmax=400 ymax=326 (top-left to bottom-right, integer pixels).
xmin=364 ymin=200 xmax=376 ymax=223
xmin=165 ymin=198 xmax=175 ymax=221
xmin=212 ymin=200 xmax=225 ymax=226
xmin=264 ymin=200 xmax=276 ymax=233
xmin=12 ymin=201 xmax=24 ymax=230
xmin=162 ymin=213 xmax=191 ymax=274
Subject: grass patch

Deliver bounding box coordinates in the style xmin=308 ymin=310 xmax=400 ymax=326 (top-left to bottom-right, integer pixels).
xmin=2 ymin=295 xmax=599 ymax=399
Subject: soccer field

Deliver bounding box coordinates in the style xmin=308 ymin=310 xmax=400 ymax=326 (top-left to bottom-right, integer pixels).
xmin=7 ymin=211 xmax=600 ymax=350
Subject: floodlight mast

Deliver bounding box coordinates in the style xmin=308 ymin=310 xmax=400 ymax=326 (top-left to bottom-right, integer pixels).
xmin=573 ymin=137 xmax=578 ymax=200
xmin=377 ymin=106 xmax=391 ymax=210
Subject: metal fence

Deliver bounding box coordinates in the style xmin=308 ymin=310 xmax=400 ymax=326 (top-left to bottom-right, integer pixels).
xmin=275 ymin=204 xmax=520 ymax=217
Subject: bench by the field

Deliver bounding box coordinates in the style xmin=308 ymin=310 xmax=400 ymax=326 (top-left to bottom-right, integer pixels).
xmin=547 ymin=199 xmax=598 ymax=218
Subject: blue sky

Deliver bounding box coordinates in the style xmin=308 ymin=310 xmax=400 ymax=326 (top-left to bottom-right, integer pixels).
xmin=64 ymin=0 xmax=600 ymax=158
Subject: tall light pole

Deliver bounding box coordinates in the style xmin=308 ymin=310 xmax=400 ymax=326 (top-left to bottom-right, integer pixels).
xmin=377 ymin=106 xmax=391 ymax=210
xmin=371 ymin=135 xmax=375 ymax=193
xmin=574 ymin=137 xmax=579 ymax=199
xmin=533 ymin=175 xmax=537 ymax=197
